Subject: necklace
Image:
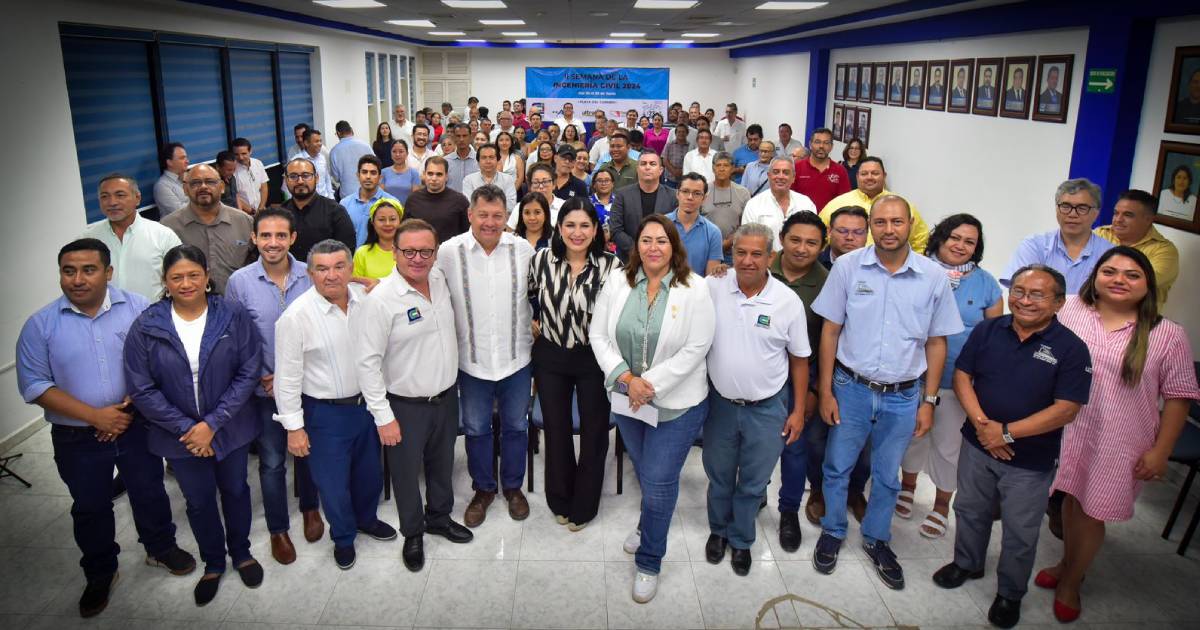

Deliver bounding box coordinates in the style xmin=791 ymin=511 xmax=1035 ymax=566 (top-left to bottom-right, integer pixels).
xmin=640 ymin=285 xmax=662 ymax=372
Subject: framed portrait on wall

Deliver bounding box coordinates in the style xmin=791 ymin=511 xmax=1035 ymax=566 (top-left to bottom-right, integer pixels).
xmin=972 ymin=57 xmax=1002 ymax=116
xmin=832 ymin=103 xmax=845 ymax=140
xmin=847 ymin=64 xmax=860 ymax=101
xmin=947 ymin=58 xmax=974 ymax=114
xmin=888 ymin=61 xmax=907 ymax=107
xmin=873 ymin=62 xmax=888 ymax=104
xmin=1032 ymin=55 xmax=1073 ymax=123
xmin=1165 ymin=46 xmax=1200 ymax=134
xmin=925 ymin=60 xmax=949 ymax=111
xmin=906 ymin=61 xmax=927 ymax=109
xmin=1152 ymin=141 xmax=1200 ymax=233
xmin=856 ymin=107 xmax=872 ymax=148
xmin=843 ymin=106 xmax=858 ymax=143
xmin=1000 ymin=56 xmax=1034 ymax=119
xmin=834 ymin=64 xmax=846 ymax=100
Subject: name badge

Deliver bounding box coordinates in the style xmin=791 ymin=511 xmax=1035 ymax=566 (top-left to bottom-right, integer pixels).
xmin=756 ymin=314 xmax=771 ymax=329
xmin=407 ymin=307 xmax=422 ymax=324
xmin=854 ymin=281 xmax=875 ymax=295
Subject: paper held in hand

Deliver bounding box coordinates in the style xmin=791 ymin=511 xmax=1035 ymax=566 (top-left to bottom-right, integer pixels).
xmin=611 ymin=392 xmax=659 ymax=427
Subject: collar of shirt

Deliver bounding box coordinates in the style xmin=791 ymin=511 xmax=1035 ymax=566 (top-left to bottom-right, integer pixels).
xmin=858 ymin=245 xmax=923 ymax=275
xmin=1002 ymin=313 xmax=1069 ymax=343
xmin=312 ymin=283 xmax=363 ymax=316
xmin=61 ymin=288 xmax=116 ymax=317
xmin=667 ymin=210 xmax=711 ymax=231
xmin=1050 ymin=230 xmax=1106 ymax=259
xmin=466 ymin=230 xmax=515 ymax=252
xmin=635 ymin=267 xmax=675 ymax=287
xmin=163 ymin=171 xmax=182 ymax=184
xmin=253 ymin=254 xmax=308 ymax=289
xmin=179 ymin=204 xmax=235 ymax=226
xmin=723 ymin=272 xmax=776 ymax=304
xmin=770 ymin=256 xmax=826 ymax=288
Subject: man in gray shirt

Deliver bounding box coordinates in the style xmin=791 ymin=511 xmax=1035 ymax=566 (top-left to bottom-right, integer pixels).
xmin=701 ymin=152 xmax=751 ymax=264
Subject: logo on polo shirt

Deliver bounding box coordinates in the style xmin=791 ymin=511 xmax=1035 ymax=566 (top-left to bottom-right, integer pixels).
xmin=1032 ymin=344 xmax=1057 ymax=365
xmin=407 ymin=307 xmax=422 ymax=323
xmin=756 ymin=314 xmax=771 ymax=329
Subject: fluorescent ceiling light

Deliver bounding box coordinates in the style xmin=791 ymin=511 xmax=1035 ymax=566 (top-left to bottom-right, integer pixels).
xmin=514 ymin=39 xmax=544 ymax=44
xmin=480 ymin=19 xmax=525 ymax=25
xmin=756 ymin=1 xmax=829 ymax=9
xmin=660 ymin=40 xmax=693 ymax=44
xmin=314 ymin=0 xmax=385 ymax=8
xmin=501 ymin=31 xmax=537 ymax=36
xmin=633 ymin=0 xmax=698 ymax=8
xmin=442 ymin=0 xmax=507 ymax=8
xmin=386 ymin=19 xmax=437 ymax=28
xmin=429 ymin=31 xmax=466 ymax=36
xmin=610 ymin=32 xmax=646 ymax=37
xmin=682 ymin=33 xmax=719 ymax=38
xmin=605 ymin=40 xmax=634 ymax=44
xmin=456 ymin=39 xmax=487 ymax=42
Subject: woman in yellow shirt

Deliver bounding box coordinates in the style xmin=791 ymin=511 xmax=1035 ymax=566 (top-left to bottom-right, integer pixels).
xmin=353 ymin=198 xmax=404 ymax=282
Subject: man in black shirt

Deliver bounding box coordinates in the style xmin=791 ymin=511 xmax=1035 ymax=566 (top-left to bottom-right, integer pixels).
xmin=281 ymin=158 xmax=356 ymax=260
xmin=403 ymin=156 xmax=470 ymax=243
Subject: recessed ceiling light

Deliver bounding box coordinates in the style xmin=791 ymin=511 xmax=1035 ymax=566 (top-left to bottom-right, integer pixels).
xmin=634 ymin=0 xmax=698 ymax=8
xmin=513 ymin=39 xmax=544 ymax=44
xmin=660 ymin=40 xmax=693 ymax=44
xmin=441 ymin=0 xmax=507 ymax=8
xmin=429 ymin=31 xmax=466 ymax=36
xmin=456 ymin=38 xmax=487 ymax=42
xmin=501 ymin=31 xmax=537 ymax=36
xmin=604 ymin=40 xmax=634 ymax=44
xmin=479 ymin=19 xmax=525 ymax=25
xmin=610 ymin=32 xmax=646 ymax=37
xmin=313 ymin=0 xmax=385 ymax=8
xmin=682 ymin=33 xmax=718 ymax=38
xmin=589 ymin=12 xmax=610 ymax=17
xmin=386 ymin=19 xmax=437 ymax=28
xmin=756 ymin=1 xmax=829 ymax=9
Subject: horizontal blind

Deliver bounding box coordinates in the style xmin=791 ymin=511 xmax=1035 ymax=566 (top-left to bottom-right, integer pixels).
xmin=160 ymin=44 xmax=228 ymax=165
xmin=229 ymin=49 xmax=279 ymax=165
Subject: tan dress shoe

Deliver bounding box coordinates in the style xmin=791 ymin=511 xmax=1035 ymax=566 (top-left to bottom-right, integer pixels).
xmin=464 ymin=490 xmax=496 ymax=528
xmin=270 ymin=533 xmax=297 ymax=565
xmin=303 ymin=509 xmax=325 ymax=543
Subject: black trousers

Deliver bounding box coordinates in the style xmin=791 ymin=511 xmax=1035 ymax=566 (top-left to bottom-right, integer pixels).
xmin=533 ymin=337 xmax=611 ymax=524
xmin=385 ymin=389 xmax=459 ymax=538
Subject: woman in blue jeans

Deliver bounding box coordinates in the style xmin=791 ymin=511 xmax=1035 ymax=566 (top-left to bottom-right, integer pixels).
xmin=124 ymin=245 xmax=263 ymax=606
xmin=590 ymin=214 xmax=715 ymax=603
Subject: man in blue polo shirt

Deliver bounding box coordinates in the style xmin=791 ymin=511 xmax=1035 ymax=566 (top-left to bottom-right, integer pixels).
xmin=933 ymin=264 xmax=1091 ymax=629
xmin=731 ymin=124 xmax=762 ymax=184
xmin=667 ymin=173 xmax=725 ymax=276
xmin=1001 ymin=178 xmax=1113 ymax=293
xmin=810 ymin=194 xmax=963 ymax=590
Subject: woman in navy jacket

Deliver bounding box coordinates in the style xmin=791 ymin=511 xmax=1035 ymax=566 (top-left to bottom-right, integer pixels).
xmin=124 ymin=245 xmax=264 ymax=606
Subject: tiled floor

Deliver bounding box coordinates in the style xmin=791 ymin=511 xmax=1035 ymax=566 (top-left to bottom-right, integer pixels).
xmin=2 ymin=423 xmax=1199 ymax=629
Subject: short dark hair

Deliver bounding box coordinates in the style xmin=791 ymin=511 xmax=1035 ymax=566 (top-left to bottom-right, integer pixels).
xmin=1118 ymin=189 xmax=1159 ymax=215
xmin=781 ymin=210 xmax=827 ymax=244
xmin=395 ymin=217 xmax=438 ymax=244
xmin=925 ymin=213 xmax=985 ymax=263
xmin=551 ymin=196 xmax=607 ymax=258
xmin=231 ymin=137 xmax=252 ymax=150
xmin=746 ymin=124 xmax=763 ymax=138
xmin=628 ymin=129 xmax=644 ymax=144
xmin=859 ymin=156 xmax=884 ymax=171
xmin=425 ymin=155 xmax=448 ymax=174
xmin=160 ymin=142 xmax=185 ymax=170
xmin=811 ymin=127 xmax=834 ymax=139
xmin=829 ymin=206 xmax=869 ymax=227
xmin=469 ymin=183 xmax=507 ymax=209
xmin=302 ymin=128 xmax=322 ymax=143
xmin=335 ymin=120 xmax=352 ymax=135
xmin=779 ymin=123 xmax=793 ymax=133
xmin=59 ymin=238 xmax=111 ymax=268
xmin=254 ymin=206 xmax=297 ymax=234
xmin=696 ymin=129 xmax=713 ymax=139
xmin=215 ymin=150 xmax=237 ymax=166
xmin=477 ymin=143 xmax=499 ymax=160
xmin=293 ymin=122 xmax=310 ymax=133
xmin=1012 ymin=264 xmax=1066 ymax=299
xmin=357 ymin=154 xmax=382 ymax=172
xmin=679 ymin=172 xmax=709 ymax=194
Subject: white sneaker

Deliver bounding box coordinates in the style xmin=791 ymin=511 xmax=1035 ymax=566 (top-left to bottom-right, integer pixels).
xmin=632 ymin=571 xmax=658 ymax=603
xmin=623 ymin=530 xmax=641 ymax=554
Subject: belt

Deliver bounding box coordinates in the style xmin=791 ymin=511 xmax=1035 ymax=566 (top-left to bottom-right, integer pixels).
xmin=724 ymin=395 xmax=772 ymax=407
xmin=835 ymin=361 xmax=919 ymax=393
xmin=387 ymin=385 xmax=455 ymax=405
xmin=303 ymin=393 xmax=364 ymax=406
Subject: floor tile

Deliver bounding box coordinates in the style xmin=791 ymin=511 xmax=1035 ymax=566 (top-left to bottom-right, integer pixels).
xmin=0 ymin=546 xmax=74 ymax=614
xmin=603 ymin=561 xmax=704 ymax=630
xmin=223 ymin=555 xmax=338 ymax=624
xmin=510 ymin=560 xmax=606 ymax=629
xmin=690 ymin=558 xmax=798 ymax=629
xmin=318 ymin=555 xmax=427 ymax=627
xmin=777 ymin=558 xmax=896 ymax=628
xmin=518 ymin=501 xmax=605 ymax=561
xmin=414 ymin=558 xmax=517 ymax=628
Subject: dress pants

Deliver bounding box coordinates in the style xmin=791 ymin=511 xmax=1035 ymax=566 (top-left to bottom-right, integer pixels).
xmin=171 ymin=444 xmax=252 ymax=574
xmin=953 ymin=439 xmax=1055 ymax=600
xmin=302 ymin=397 xmax=384 ymax=549
xmin=385 ymin=390 xmax=459 ymax=538
xmin=533 ymin=337 xmax=610 ymax=524
xmin=458 ymin=365 xmax=533 ymax=493
xmin=51 ymin=421 xmax=178 ymax=580
xmin=255 ymin=397 xmax=319 ymax=534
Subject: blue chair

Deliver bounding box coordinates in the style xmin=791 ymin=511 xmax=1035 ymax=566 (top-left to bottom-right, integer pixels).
xmin=526 ymin=394 xmax=624 ymax=495
xmin=1160 ymin=362 xmax=1200 ymax=556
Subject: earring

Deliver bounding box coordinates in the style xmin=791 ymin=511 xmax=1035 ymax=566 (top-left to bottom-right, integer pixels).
xmin=205 ymin=285 xmax=212 ymax=293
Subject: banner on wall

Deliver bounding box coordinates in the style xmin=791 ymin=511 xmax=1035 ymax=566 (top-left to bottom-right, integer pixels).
xmin=525 ymin=67 xmax=670 ymax=125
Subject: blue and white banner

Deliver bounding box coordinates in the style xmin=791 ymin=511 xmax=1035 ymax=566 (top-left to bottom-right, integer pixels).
xmin=525 ymin=67 xmax=670 ymax=126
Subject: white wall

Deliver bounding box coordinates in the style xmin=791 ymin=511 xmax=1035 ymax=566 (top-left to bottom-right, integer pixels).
xmin=733 ymin=52 xmax=811 ymax=146
xmin=0 ymin=0 xmax=418 ymax=445
xmin=828 ymin=28 xmax=1089 ymax=283
xmin=1130 ymin=15 xmax=1200 ymax=352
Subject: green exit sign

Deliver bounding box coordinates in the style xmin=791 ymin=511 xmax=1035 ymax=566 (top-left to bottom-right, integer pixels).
xmin=1087 ymin=69 xmax=1116 ymax=93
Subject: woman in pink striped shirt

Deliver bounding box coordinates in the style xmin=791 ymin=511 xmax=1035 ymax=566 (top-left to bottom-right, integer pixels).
xmin=1037 ymin=246 xmax=1199 ymax=623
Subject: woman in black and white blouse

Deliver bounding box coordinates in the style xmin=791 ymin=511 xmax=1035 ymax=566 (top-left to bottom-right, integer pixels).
xmin=527 ymin=196 xmax=621 ymax=531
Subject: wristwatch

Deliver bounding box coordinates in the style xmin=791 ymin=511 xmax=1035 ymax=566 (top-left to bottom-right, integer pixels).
xmin=1002 ymin=424 xmax=1015 ymax=444
xmin=922 ymin=394 xmax=941 ymax=407
xmin=616 ymin=379 xmax=630 ymax=395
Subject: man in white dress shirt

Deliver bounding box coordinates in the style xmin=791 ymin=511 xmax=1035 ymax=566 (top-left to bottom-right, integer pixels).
xmin=435 ymin=185 xmax=535 ymax=528
xmin=462 ymin=144 xmax=517 ymax=212
xmin=741 ymin=158 xmax=818 ymax=251
xmin=272 ymin=239 xmax=396 ymax=572
xmin=231 ymin=138 xmax=270 ymax=212
xmin=683 ymin=129 xmax=717 ymax=185
xmin=553 ymin=102 xmax=587 ymax=139
xmin=392 ymin=105 xmax=416 ymax=147
xmin=83 ymin=173 xmax=181 ymax=300
xmin=714 ymin=103 xmax=748 ymax=154
xmin=354 ymin=219 xmax=474 ymax=573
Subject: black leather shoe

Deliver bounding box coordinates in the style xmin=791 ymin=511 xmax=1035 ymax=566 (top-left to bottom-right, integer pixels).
xmin=334 ymin=545 xmax=356 ymax=570
xmin=705 ymin=534 xmax=728 ymax=564
xmin=426 ymin=519 xmax=474 ymax=544
xmin=932 ymin=562 xmax=985 ymax=589
xmin=193 ymin=574 xmax=220 ymax=606
xmin=402 ymin=536 xmax=424 ymax=572
xmin=235 ymin=559 xmax=263 ymax=588
xmin=730 ymin=548 xmax=751 ymax=576
xmin=357 ymin=520 xmax=398 ymax=541
xmin=778 ymin=512 xmax=802 ymax=553
xmin=79 ymin=572 xmax=117 ymax=617
xmin=988 ymin=594 xmax=1021 ymax=628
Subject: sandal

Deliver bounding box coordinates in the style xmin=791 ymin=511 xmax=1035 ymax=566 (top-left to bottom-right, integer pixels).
xmin=919 ymin=510 xmax=949 ymax=539
xmin=894 ymin=489 xmax=915 ymax=519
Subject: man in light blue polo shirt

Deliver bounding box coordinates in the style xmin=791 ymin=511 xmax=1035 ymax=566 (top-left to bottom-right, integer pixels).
xmin=731 ymin=124 xmax=762 ymax=185
xmin=1001 ymin=178 xmax=1113 ymax=293
xmin=667 ymin=173 xmax=725 ymax=277
xmin=339 ymin=154 xmax=397 ymax=247
xmin=329 ymin=120 xmax=375 ymax=200
xmin=810 ymin=194 xmax=963 ymax=590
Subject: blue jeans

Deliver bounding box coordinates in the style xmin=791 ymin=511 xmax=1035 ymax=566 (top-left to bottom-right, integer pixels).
xmin=51 ymin=422 xmax=178 ymax=580
xmin=459 ymin=365 xmax=533 ymax=493
xmin=616 ymin=399 xmax=708 ymax=575
xmin=779 ymin=418 xmax=872 ymax=513
xmin=255 ymin=398 xmax=319 ymax=534
xmin=171 ymin=444 xmax=252 ymax=574
xmin=303 ymin=398 xmax=383 ymax=549
xmin=821 ymin=368 xmax=920 ymax=544
xmin=703 ymin=388 xmax=787 ymax=549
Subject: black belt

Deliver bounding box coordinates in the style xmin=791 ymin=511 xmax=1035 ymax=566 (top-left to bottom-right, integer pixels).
xmin=835 ymin=361 xmax=919 ymax=393
xmin=303 ymin=393 xmax=364 ymax=406
xmin=387 ymin=386 xmax=455 ymax=405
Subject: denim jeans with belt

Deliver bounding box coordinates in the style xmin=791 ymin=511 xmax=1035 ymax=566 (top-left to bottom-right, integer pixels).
xmin=458 ymin=365 xmax=533 ymax=493
xmin=821 ymin=367 xmax=920 ymax=544
xmin=777 ymin=382 xmax=871 ymax=513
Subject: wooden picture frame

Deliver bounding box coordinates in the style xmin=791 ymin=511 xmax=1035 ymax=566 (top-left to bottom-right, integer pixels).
xmin=972 ymin=57 xmax=1002 ymax=117
xmin=832 ymin=103 xmax=845 ymax=140
xmin=906 ymin=61 xmax=927 ymax=109
xmin=858 ymin=63 xmax=874 ymax=103
xmin=872 ymin=62 xmax=889 ymax=104
xmin=947 ymin=58 xmax=974 ymax=114
xmin=834 ymin=64 xmax=846 ymax=100
xmin=856 ymin=106 xmax=872 ymax=148
xmin=999 ymin=56 xmax=1035 ymax=119
xmin=846 ymin=64 xmax=860 ymax=101
xmin=1152 ymin=141 xmax=1200 ymax=233
xmin=925 ymin=60 xmax=949 ymax=111
xmin=1032 ymin=54 xmax=1073 ymax=124
xmin=887 ymin=61 xmax=907 ymax=107
xmin=842 ymin=105 xmax=858 ymax=143
xmin=1165 ymin=46 xmax=1200 ymax=135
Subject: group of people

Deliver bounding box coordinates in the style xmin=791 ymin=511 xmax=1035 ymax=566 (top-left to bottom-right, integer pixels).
xmin=19 ymin=95 xmax=1198 ymax=630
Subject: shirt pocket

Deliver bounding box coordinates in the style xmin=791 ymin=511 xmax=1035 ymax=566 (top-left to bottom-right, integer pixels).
xmin=897 ymin=303 xmax=932 ymax=342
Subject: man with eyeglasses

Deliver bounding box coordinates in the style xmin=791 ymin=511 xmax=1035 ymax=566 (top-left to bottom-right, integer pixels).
xmin=740 ymin=158 xmax=818 ymax=252
xmin=355 ymin=219 xmax=473 ymax=573
xmin=160 ymin=163 xmax=253 ymax=294
xmin=1001 ymin=178 xmax=1114 ymax=294
xmin=741 ymin=140 xmax=776 ymax=197
xmin=508 ymin=163 xmax=563 ymax=230
xmin=397 ymin=157 xmax=470 ymax=244
xmin=821 ymin=207 xmax=870 ymax=269
xmin=668 ymin=172 xmax=725 ymax=277
xmin=279 ymin=157 xmax=357 ymax=261
xmin=792 ymin=128 xmax=851 ymax=212
xmin=701 ymin=153 xmax=751 ymax=264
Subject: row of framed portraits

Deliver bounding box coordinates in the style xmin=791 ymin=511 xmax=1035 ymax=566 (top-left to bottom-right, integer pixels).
xmin=833 ymin=55 xmax=1073 ymax=123
xmin=831 ymin=104 xmax=871 ymax=148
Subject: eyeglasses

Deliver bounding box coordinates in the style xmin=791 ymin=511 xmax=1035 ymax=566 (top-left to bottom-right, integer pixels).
xmin=187 ymin=179 xmax=220 ymax=189
xmin=399 ymin=248 xmax=435 ymax=260
xmin=286 ymin=172 xmax=315 ymax=181
xmin=833 ymin=227 xmax=867 ymax=237
xmin=1009 ymin=288 xmax=1055 ymax=303
xmin=1056 ymin=202 xmax=1096 ymax=216
xmin=530 ymin=179 xmax=553 ymax=188
xmin=679 ymin=190 xmax=705 ymax=199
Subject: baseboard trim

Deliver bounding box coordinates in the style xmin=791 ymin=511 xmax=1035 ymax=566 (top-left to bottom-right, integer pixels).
xmin=0 ymin=416 xmax=44 ymax=455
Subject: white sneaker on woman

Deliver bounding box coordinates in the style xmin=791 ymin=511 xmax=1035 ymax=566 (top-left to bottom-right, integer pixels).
xmin=632 ymin=571 xmax=658 ymax=603
xmin=623 ymin=530 xmax=640 ymax=554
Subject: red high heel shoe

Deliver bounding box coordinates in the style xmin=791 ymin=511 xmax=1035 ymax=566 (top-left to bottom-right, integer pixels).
xmin=1053 ymin=598 xmax=1081 ymax=623
xmin=1034 ymin=569 xmax=1058 ymax=589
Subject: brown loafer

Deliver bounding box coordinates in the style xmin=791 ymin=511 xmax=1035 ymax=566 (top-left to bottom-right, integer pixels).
xmin=303 ymin=510 xmax=325 ymax=543
xmin=464 ymin=490 xmax=496 ymax=528
xmin=270 ymin=532 xmax=297 ymax=565
xmin=848 ymin=492 xmax=867 ymax=524
xmin=805 ymin=492 xmax=825 ymax=526
xmin=503 ymin=489 xmax=530 ymax=521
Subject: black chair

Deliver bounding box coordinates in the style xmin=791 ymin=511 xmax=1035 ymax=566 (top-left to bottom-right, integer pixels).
xmin=526 ymin=394 xmax=624 ymax=495
xmin=1160 ymin=362 xmax=1200 ymax=556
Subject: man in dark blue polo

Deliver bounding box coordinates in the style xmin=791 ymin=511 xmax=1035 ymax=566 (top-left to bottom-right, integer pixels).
xmin=933 ymin=264 xmax=1091 ymax=629
xmin=16 ymin=239 xmax=196 ymax=618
